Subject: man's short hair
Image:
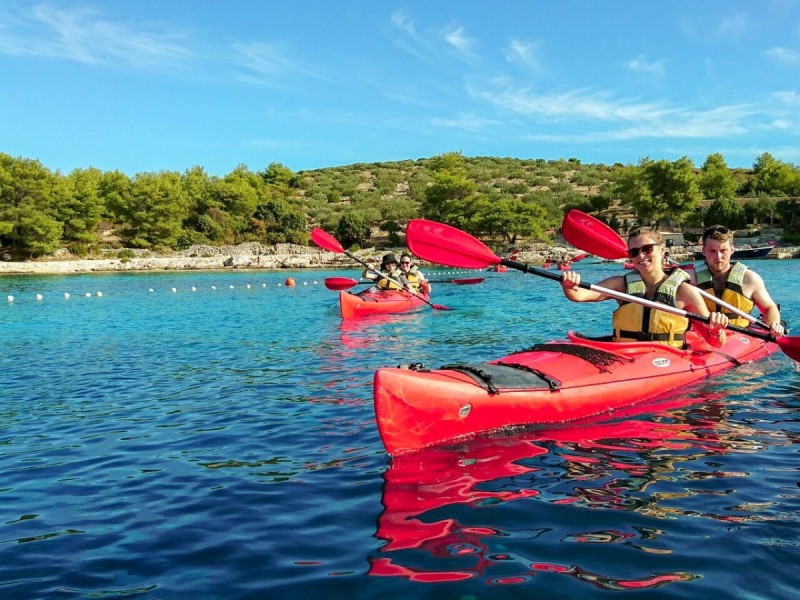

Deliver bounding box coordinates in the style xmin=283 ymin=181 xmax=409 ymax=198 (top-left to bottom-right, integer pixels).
xmin=702 ymin=225 xmax=734 ymax=245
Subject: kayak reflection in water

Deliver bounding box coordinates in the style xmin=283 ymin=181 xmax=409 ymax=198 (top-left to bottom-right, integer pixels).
xmin=560 ymin=228 xmax=729 ymax=348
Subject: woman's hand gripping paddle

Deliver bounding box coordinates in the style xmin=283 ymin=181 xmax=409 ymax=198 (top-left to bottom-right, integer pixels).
xmin=311 ymin=228 xmax=452 ymax=310
xmin=405 ymin=218 xmax=800 ymax=361
xmin=561 ymin=209 xmax=773 ymax=332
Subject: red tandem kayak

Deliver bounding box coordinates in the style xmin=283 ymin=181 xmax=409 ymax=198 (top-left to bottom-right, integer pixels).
xmin=339 ymin=289 xmax=430 ymax=320
xmin=373 ymin=329 xmax=779 ymax=455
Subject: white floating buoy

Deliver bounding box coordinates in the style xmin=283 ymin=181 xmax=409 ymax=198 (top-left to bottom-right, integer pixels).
xmin=246 ymin=284 xmax=251 ymax=289
xmin=262 ymin=283 xmax=267 ymax=288
xmin=191 ymin=286 xmax=197 ymax=292
xmin=303 ymin=281 xmax=307 ymax=286
xmin=211 ymin=286 xmax=216 ymax=290
xmin=229 ymin=285 xmax=234 ymax=289
xmin=149 ymin=288 xmax=154 ymax=293
xmin=84 ymin=292 xmax=91 ymax=297
xmin=172 ymin=287 xmax=177 ymax=293
xmin=7 ymin=295 xmax=14 ymax=302
xmin=36 ymin=294 xmax=43 ymax=301
xmin=64 ymin=293 xmax=70 ymax=299
xmin=96 ymin=292 xmax=102 ymax=297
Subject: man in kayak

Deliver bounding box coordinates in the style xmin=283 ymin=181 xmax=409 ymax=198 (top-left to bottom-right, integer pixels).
xmin=397 ymin=252 xmax=431 ymax=294
xmin=560 ymin=228 xmax=730 ymax=347
xmin=363 ymin=253 xmax=404 ymax=290
xmin=692 ymin=225 xmax=784 ymax=336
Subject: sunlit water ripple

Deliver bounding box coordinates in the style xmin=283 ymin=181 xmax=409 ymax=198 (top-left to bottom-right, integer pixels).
xmin=2 ymin=263 xmax=799 ymax=599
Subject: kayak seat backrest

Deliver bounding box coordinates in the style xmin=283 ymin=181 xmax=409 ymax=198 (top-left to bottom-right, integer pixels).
xmin=438 ymin=363 xmax=561 ymax=394
xmin=508 ymin=343 xmax=633 ymax=373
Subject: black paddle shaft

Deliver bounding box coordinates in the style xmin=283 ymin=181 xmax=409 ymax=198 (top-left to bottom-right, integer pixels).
xmin=500 ymin=257 xmax=775 ymax=343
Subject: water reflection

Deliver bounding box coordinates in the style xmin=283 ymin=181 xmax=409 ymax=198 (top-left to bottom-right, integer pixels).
xmin=369 ymin=393 xmax=761 ymax=589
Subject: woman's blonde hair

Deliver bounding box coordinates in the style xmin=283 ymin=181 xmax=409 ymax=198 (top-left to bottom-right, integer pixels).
xmin=627 ymin=227 xmax=662 ymax=243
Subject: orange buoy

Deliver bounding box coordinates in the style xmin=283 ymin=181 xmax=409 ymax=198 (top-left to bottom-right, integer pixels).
xmin=285 ymin=277 xmax=296 ymax=287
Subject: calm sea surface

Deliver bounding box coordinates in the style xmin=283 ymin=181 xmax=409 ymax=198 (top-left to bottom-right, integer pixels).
xmin=2 ymin=261 xmax=799 ymax=599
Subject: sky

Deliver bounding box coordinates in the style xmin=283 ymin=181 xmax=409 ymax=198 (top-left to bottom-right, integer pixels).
xmin=2 ymin=1 xmax=800 ymax=177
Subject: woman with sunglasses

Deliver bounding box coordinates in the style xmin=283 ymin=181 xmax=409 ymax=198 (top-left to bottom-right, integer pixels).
xmin=692 ymin=225 xmax=784 ymax=337
xmin=397 ymin=252 xmax=431 ymax=294
xmin=560 ymin=228 xmax=729 ymax=348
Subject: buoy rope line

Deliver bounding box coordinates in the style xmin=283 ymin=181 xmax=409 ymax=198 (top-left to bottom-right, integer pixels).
xmin=3 ymin=269 xmax=485 ymax=304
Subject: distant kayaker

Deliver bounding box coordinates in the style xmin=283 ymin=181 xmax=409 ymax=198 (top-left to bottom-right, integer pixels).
xmin=663 ymin=249 xmax=679 ymax=266
xmin=560 ymin=228 xmax=729 ymax=347
xmin=363 ymin=253 xmax=404 ymax=290
xmin=692 ymin=225 xmax=784 ymax=337
xmin=397 ymin=253 xmax=431 ymax=294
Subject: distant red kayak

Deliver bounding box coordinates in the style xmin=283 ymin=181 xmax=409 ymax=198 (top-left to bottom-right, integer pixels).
xmin=373 ymin=329 xmax=778 ymax=455
xmin=339 ymin=289 xmax=430 ymax=319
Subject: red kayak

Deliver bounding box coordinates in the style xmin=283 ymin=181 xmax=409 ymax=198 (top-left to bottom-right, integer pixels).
xmin=373 ymin=329 xmax=778 ymax=455
xmin=339 ymin=289 xmax=430 ymax=320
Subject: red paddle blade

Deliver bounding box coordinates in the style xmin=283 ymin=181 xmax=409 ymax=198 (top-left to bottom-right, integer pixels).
xmin=324 ymin=277 xmax=359 ymax=290
xmin=406 ymin=219 xmax=500 ymax=269
xmin=562 ymin=210 xmax=627 ymax=260
xmin=311 ymin=228 xmax=345 ymax=254
xmin=777 ymin=336 xmax=800 ymax=362
xmin=451 ymin=277 xmax=485 ymax=285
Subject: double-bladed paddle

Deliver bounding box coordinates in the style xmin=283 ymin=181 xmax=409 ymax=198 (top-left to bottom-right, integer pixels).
xmin=311 ymin=227 xmax=453 ymax=311
xmin=323 ymin=276 xmax=485 ymax=291
xmin=405 ymin=218 xmax=800 ymax=361
xmin=562 ymin=209 xmax=772 ymax=332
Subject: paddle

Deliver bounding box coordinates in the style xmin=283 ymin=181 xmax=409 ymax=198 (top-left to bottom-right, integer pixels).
xmin=406 ymin=218 xmax=800 ymax=361
xmin=562 ymin=209 xmax=772 ymax=332
xmin=311 ymin=228 xmax=453 ymax=311
xmin=324 ymin=276 xmax=485 ymax=291
xmin=324 ymin=277 xmax=369 ymax=290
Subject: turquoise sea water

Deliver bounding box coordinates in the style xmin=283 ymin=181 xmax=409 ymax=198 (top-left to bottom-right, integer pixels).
xmin=2 ymin=262 xmax=799 ymax=599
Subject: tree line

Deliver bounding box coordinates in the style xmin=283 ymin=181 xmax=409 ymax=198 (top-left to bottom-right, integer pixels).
xmin=1 ymin=150 xmax=800 ymax=258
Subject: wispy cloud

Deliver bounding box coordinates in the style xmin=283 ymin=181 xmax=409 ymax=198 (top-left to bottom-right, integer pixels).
xmin=772 ymin=90 xmax=800 ymax=106
xmin=717 ymin=12 xmax=749 ymax=37
xmin=472 ymin=85 xmax=671 ymax=122
xmin=505 ymin=39 xmax=544 ymax=73
xmin=389 ymin=8 xmax=437 ymax=64
xmin=391 ymin=9 xmax=475 ymax=63
xmin=231 ymin=41 xmax=328 ymax=87
xmin=443 ymin=24 xmax=475 ymax=57
xmin=431 ymin=112 xmax=498 ymax=131
xmin=626 ymin=55 xmax=666 ymax=78
xmin=390 ymin=8 xmax=415 ymax=36
xmin=471 ymin=82 xmax=768 ymax=143
xmin=765 ymin=46 xmax=800 ymax=66
xmin=0 ymin=2 xmax=195 ymax=68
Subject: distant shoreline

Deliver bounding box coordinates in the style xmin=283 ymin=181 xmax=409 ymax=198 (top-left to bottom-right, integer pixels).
xmin=2 ymin=245 xmax=798 ymax=276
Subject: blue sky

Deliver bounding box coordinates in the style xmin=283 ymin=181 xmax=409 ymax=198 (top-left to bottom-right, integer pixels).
xmin=2 ymin=1 xmax=800 ymax=177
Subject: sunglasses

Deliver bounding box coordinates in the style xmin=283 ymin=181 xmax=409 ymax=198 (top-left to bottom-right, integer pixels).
xmin=627 ymin=243 xmax=656 ymax=258
xmin=400 ymin=261 xmax=411 ymax=265
xmin=703 ymin=225 xmax=730 ymax=236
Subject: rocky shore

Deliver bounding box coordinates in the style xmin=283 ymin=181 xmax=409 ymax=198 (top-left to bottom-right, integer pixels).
xmin=1 ymin=241 xmax=798 ymax=276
